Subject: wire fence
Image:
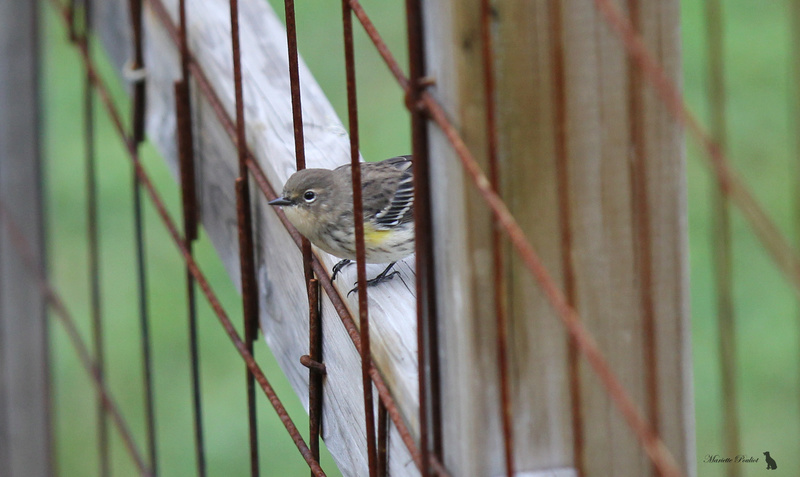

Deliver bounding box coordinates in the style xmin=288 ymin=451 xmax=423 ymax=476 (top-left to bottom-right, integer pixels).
xmin=2 ymin=0 xmax=800 ymax=475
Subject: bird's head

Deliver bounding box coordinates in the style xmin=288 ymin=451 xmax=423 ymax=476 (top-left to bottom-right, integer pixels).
xmin=268 ymin=168 xmax=340 ymax=238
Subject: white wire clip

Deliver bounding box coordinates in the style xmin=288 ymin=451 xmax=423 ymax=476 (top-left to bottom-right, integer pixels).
xmin=123 ymin=59 xmax=147 ymax=83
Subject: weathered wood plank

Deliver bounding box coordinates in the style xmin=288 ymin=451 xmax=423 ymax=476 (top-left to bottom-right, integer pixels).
xmin=0 ymin=0 xmax=52 ymax=475
xmin=95 ymin=0 xmax=420 ymax=475
xmin=423 ymin=0 xmax=693 ymax=475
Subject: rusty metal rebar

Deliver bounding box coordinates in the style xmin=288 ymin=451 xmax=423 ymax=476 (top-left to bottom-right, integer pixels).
xmin=174 ymin=78 xmax=207 ymax=477
xmin=138 ymin=0 xmax=447 ymax=473
xmin=79 ymin=2 xmax=110 ymax=474
xmin=304 ymin=277 xmax=324 ymax=474
xmin=281 ymin=0 xmax=328 ymax=475
xmin=49 ymin=0 xmax=442 ymax=475
xmin=137 ymin=155 xmax=327 ymax=476
xmin=546 ymin=1 xmax=584 ymax=475
xmin=341 ymin=0 xmax=378 ymax=474
xmin=229 ymin=0 xmax=262 ymax=474
xmin=77 ymin=44 xmax=326 ymax=473
xmin=479 ymin=0 xmax=515 ymax=474
xmin=236 ymin=176 xmax=262 ymax=477
xmin=45 ymin=3 xmax=327 ymax=471
xmin=128 ymin=0 xmax=145 ymax=145
xmin=376 ymin=400 xmax=389 ymax=475
xmin=344 ymin=2 xmax=685 ymax=473
xmin=70 ymin=0 xmax=687 ymax=474
xmin=405 ymin=0 xmax=443 ymax=474
xmin=126 ymin=0 xmax=158 ymax=473
xmin=703 ymin=0 xmax=740 ymax=472
xmin=592 ymin=0 xmax=800 ymax=299
xmin=421 ymin=93 xmax=684 ymax=477
xmin=175 ymin=1 xmax=207 ymax=474
xmin=624 ymin=0 xmax=662 ymax=459
xmin=49 ymin=0 xmax=800 ymax=475
xmin=349 ymin=0 xmax=408 ymax=91
xmin=281 ymin=0 xmax=315 ymax=284
xmin=247 ymin=153 xmax=446 ymax=475
xmin=0 ymin=201 xmax=153 ymax=477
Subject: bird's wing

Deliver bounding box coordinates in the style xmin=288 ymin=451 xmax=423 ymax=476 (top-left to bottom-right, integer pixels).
xmin=374 ymin=156 xmax=414 ymax=228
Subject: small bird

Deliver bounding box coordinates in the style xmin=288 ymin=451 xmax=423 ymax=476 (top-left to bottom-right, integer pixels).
xmin=268 ymin=155 xmax=414 ymax=293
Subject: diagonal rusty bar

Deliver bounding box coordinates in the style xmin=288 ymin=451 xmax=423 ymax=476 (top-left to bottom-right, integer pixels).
xmin=44 ymin=4 xmax=328 ymax=472
xmin=347 ymin=1 xmax=683 ymax=474
xmin=592 ymin=0 xmax=800 ymax=297
xmin=142 ymin=1 xmax=450 ymax=473
xmin=345 ymin=1 xmax=688 ymax=474
xmin=420 ymin=91 xmax=685 ymax=477
xmin=0 ymin=202 xmax=153 ymax=477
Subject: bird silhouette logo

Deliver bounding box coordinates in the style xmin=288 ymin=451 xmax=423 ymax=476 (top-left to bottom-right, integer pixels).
xmin=763 ymin=451 xmax=777 ymax=470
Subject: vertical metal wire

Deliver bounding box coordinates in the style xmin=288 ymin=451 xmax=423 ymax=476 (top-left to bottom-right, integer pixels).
xmin=142 ymin=0 xmax=432 ymax=468
xmin=282 ymin=0 xmax=314 ymax=280
xmin=132 ymin=128 xmax=157 ymax=474
xmin=546 ymin=0 xmax=584 ymax=474
xmin=704 ymin=0 xmax=741 ymax=471
xmin=341 ymin=2 xmax=378 ymax=474
xmin=127 ymin=0 xmax=158 ymax=472
xmin=236 ymin=175 xmax=261 ymax=477
xmin=478 ymin=0 xmax=514 ymax=475
xmin=47 ymin=0 xmax=329 ymax=473
xmin=281 ymin=0 xmax=327 ymax=474
xmin=80 ymin=1 xmax=109 ymax=474
xmin=625 ymin=3 xmax=662 ymax=473
xmin=81 ymin=48 xmax=326 ymax=470
xmin=303 ymin=278 xmax=324 ymax=475
xmin=228 ymin=0 xmax=261 ymax=475
xmin=175 ymin=1 xmax=206 ymax=475
xmin=129 ymin=0 xmax=146 ymax=145
xmin=405 ymin=0 xmax=443 ymax=473
xmin=0 ymin=202 xmax=154 ymax=476
xmin=376 ymin=401 xmax=389 ymax=475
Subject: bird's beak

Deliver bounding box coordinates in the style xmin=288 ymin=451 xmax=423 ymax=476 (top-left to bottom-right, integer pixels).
xmin=268 ymin=197 xmax=292 ymax=206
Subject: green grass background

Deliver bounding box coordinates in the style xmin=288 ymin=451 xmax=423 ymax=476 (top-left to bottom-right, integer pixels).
xmin=40 ymin=0 xmax=799 ymax=475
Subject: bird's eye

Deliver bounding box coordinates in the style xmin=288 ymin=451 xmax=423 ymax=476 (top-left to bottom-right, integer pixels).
xmin=303 ymin=190 xmax=317 ymax=203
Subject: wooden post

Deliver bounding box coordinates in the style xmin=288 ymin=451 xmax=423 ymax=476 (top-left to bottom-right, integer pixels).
xmin=422 ymin=0 xmax=694 ymax=475
xmin=0 ymin=0 xmax=52 ymax=475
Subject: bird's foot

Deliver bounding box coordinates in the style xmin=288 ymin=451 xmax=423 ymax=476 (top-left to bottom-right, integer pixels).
xmin=347 ymin=262 xmax=399 ymax=297
xmin=331 ymin=259 xmax=352 ymax=281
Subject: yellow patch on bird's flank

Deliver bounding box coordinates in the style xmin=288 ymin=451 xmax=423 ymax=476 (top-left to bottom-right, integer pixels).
xmin=364 ymin=224 xmax=391 ymax=246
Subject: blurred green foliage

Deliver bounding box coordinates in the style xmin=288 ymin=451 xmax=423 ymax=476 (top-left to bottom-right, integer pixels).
xmin=40 ymin=0 xmax=800 ymax=475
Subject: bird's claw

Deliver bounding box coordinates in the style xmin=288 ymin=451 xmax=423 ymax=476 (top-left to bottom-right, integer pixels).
xmin=347 ymin=271 xmax=400 ymax=297
xmin=331 ymin=259 xmax=352 ymax=281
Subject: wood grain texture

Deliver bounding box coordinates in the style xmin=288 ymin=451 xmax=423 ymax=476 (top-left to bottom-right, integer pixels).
xmin=423 ymin=0 xmax=693 ymax=475
xmin=95 ymin=0 xmax=420 ymax=475
xmin=0 ymin=0 xmax=51 ymax=475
